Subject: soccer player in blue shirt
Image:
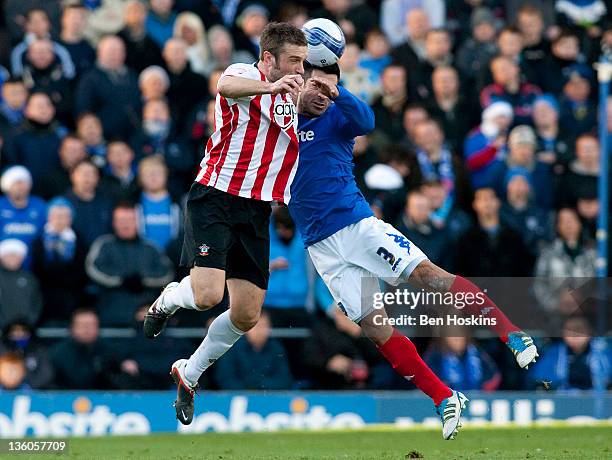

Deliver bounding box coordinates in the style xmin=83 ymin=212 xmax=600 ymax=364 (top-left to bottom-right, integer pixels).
xmin=291 ymin=63 xmax=539 ymax=440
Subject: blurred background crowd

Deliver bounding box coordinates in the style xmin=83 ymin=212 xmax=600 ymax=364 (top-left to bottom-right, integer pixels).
xmin=0 ymin=0 xmax=610 ymax=394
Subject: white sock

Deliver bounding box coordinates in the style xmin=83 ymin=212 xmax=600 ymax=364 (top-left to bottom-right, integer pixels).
xmin=184 ymin=310 xmax=244 ymax=386
xmin=161 ymin=276 xmax=196 ymax=314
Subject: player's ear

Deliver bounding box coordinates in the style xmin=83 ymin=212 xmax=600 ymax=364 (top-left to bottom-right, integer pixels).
xmin=262 ymin=50 xmax=275 ymax=67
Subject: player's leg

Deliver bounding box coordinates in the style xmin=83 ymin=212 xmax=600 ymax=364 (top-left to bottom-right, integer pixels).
xmin=359 ymin=308 xmax=467 ymax=440
xmin=309 ymin=234 xmax=468 ymax=441
xmin=403 ymin=260 xmax=538 ymax=368
xmin=144 ymin=184 xmax=230 ymax=338
xmin=171 ymin=197 xmax=272 ymax=425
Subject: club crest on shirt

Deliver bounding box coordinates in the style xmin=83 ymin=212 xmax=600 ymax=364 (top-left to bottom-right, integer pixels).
xmin=198 ymin=243 xmax=210 ymax=256
xmin=273 ymin=97 xmax=297 ymax=131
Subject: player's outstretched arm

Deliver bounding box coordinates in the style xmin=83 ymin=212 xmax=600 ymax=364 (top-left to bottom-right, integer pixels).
xmin=333 ymin=85 xmax=375 ymax=137
xmin=218 ymin=74 xmax=304 ymax=100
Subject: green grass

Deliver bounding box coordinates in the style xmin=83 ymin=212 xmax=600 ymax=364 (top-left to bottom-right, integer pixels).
xmin=3 ymin=426 xmax=611 ymax=460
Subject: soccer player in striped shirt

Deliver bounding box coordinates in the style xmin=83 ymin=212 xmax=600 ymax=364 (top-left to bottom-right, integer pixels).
xmin=143 ymin=23 xmax=308 ymax=425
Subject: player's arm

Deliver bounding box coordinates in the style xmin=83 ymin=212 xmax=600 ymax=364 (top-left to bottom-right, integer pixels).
xmin=311 ymin=77 xmax=375 ymax=136
xmin=217 ymin=74 xmax=304 ymax=100
xmin=333 ymin=85 xmax=375 ymax=136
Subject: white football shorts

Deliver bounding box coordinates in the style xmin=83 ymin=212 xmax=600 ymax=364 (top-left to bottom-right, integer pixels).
xmin=307 ymin=216 xmax=428 ymax=323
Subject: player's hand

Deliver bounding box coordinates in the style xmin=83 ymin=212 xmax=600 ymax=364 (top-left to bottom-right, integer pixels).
xmin=269 ymin=74 xmax=304 ymax=97
xmin=310 ymin=76 xmax=339 ymax=99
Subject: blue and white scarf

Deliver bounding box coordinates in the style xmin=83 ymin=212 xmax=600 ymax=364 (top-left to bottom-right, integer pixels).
xmin=42 ymin=225 xmax=76 ymax=263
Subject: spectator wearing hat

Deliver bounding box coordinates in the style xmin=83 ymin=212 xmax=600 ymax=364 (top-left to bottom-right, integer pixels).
xmin=233 ymin=4 xmax=269 ymax=58
xmin=0 ymin=166 xmax=46 ymax=268
xmin=32 ymin=198 xmax=87 ymax=324
xmin=0 ymin=79 xmax=28 ymax=139
xmin=85 ymin=203 xmax=174 ymax=326
xmin=146 ymin=0 xmax=178 ymax=48
xmin=64 ymin=160 xmax=114 ymax=249
xmin=480 ymin=55 xmax=542 ymax=125
xmin=557 ymin=133 xmax=599 ymax=207
xmin=0 ymin=321 xmax=54 ymax=389
xmin=463 ymin=101 xmax=513 ymax=194
xmin=139 ymin=65 xmax=170 ymax=103
xmin=10 ymin=8 xmax=75 ymax=80
xmin=58 ymin=4 xmax=96 ymax=78
xmin=75 ymin=35 xmax=141 ymax=140
xmin=506 ymin=125 xmax=555 ymax=209
xmin=0 ymin=239 xmax=43 ymax=329
xmin=456 ymin=7 xmax=498 ymax=90
xmin=500 ymin=167 xmax=553 ymax=256
xmin=534 ymin=209 xmax=597 ymax=311
xmin=559 ymin=63 xmax=596 ymax=138
xmin=118 ymin=0 xmax=165 ymax=73
xmin=539 ymin=30 xmax=581 ymax=95
xmin=3 ymin=92 xmax=66 ymax=183
xmin=533 ymin=94 xmax=574 ymax=167
xmin=457 ymin=188 xmax=533 ymax=277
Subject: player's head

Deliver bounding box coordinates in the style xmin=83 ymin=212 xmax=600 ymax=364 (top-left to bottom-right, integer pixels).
xmin=299 ymin=62 xmax=340 ymax=117
xmin=259 ymin=22 xmax=308 ymax=81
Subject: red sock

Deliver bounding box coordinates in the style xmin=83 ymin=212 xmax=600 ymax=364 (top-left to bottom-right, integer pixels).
xmin=378 ymin=329 xmax=452 ymax=406
xmin=450 ymin=276 xmax=519 ymax=342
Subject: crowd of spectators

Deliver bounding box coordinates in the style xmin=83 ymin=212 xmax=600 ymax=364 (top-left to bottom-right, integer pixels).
xmin=0 ymin=0 xmax=611 ymax=393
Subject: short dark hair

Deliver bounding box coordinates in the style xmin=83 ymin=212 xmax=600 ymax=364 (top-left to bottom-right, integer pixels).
xmin=304 ymin=61 xmax=341 ymax=80
xmin=259 ymin=22 xmax=307 ymax=61
xmin=71 ymin=307 xmax=98 ymax=322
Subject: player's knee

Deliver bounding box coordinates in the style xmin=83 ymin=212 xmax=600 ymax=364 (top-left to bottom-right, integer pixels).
xmin=361 ymin=321 xmax=392 ymax=346
xmin=408 ymin=260 xmax=452 ymax=291
xmin=193 ymin=287 xmax=224 ymax=311
xmin=230 ymin=309 xmax=260 ymax=332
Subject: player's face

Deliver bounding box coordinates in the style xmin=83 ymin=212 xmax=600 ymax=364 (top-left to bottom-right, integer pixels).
xmin=268 ymin=44 xmax=307 ymax=81
xmin=300 ymin=70 xmax=338 ymax=117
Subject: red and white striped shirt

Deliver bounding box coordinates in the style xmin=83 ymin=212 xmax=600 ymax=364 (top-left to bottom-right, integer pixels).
xmin=196 ymin=63 xmax=300 ymax=204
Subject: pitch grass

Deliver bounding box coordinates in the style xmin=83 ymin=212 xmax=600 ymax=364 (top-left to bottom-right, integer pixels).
xmin=4 ymin=425 xmax=611 ymax=460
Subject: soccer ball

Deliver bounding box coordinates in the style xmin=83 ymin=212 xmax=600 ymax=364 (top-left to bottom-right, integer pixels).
xmin=302 ymin=18 xmax=346 ymax=66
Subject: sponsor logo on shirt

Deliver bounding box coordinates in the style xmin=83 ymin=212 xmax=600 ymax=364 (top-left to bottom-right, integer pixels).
xmin=298 ymin=130 xmax=315 ymax=142
xmin=273 ymin=98 xmax=297 ymax=131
